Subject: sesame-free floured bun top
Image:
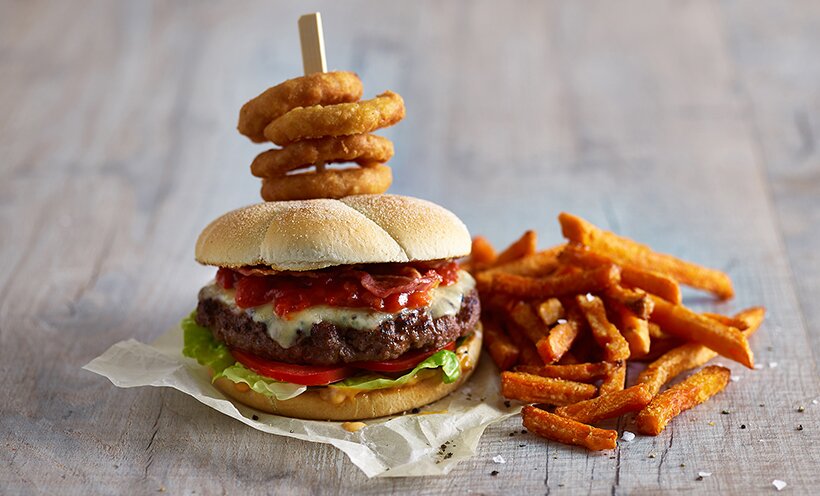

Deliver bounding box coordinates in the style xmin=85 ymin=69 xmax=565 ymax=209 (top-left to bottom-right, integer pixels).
xmin=195 ymin=194 xmax=472 ymax=270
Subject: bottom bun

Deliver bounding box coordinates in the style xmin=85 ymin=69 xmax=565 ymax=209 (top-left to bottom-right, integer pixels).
xmin=213 ymin=324 xmax=483 ymax=421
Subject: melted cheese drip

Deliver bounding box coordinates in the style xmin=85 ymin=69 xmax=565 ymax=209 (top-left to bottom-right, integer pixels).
xmin=201 ymin=270 xmax=475 ymax=348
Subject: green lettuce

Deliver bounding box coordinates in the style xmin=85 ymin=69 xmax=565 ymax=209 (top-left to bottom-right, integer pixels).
xmin=181 ymin=311 xmax=461 ymax=399
xmin=181 ymin=313 xmax=306 ymax=400
xmin=333 ymin=349 xmax=461 ymax=390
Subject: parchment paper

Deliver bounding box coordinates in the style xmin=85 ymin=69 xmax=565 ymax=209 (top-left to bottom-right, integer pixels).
xmin=82 ymin=323 xmax=520 ymax=478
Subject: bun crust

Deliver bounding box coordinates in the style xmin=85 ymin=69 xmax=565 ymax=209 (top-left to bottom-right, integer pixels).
xmin=195 ymin=194 xmax=471 ymax=271
xmin=212 ymin=325 xmax=482 ymax=420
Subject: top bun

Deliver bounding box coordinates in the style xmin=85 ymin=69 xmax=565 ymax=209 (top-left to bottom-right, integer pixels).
xmin=195 ymin=194 xmax=471 ymax=270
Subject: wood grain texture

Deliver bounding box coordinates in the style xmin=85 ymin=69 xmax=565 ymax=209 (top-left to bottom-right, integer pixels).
xmin=1 ymin=0 xmax=817 ymax=494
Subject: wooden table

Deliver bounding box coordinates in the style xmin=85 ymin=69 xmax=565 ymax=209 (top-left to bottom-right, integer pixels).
xmin=2 ymin=1 xmax=818 ymax=493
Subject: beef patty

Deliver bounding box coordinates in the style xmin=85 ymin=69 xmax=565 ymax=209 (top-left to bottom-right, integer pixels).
xmin=195 ymin=289 xmax=480 ymax=365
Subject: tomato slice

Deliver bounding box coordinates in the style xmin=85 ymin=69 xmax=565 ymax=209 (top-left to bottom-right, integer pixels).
xmin=354 ymin=341 xmax=456 ymax=373
xmin=230 ymin=349 xmax=353 ymax=386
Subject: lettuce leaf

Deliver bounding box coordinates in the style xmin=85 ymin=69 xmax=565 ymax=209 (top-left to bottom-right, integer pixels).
xmin=181 ymin=311 xmax=461 ymax=399
xmin=333 ymin=349 xmax=461 ymax=390
xmin=181 ymin=312 xmax=306 ymax=400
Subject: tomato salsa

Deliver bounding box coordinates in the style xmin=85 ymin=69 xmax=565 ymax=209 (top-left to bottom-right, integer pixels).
xmin=216 ymin=261 xmax=460 ymax=317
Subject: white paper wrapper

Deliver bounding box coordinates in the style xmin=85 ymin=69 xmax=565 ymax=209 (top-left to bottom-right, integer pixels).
xmin=83 ymin=323 xmax=520 ymax=477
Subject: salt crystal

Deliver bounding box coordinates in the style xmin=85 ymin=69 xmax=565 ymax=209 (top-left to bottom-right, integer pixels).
xmin=557 ymin=319 xmax=567 ymax=325
xmin=772 ymin=480 xmax=787 ymax=491
xmin=698 ymin=471 xmax=712 ymax=477
xmin=769 ymin=362 xmax=778 ymax=368
xmin=813 ymin=399 xmax=818 ymax=405
xmin=730 ymin=376 xmax=741 ymax=382
xmin=621 ymin=431 xmax=635 ymax=442
xmin=585 ymin=293 xmax=594 ymax=302
xmin=753 ymin=364 xmax=763 ymax=370
xmin=493 ymin=455 xmax=506 ymax=464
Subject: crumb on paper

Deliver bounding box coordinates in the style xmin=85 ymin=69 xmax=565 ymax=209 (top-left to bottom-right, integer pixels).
xmin=621 ymin=431 xmax=635 ymax=442
xmin=493 ymin=455 xmax=506 ymax=464
xmin=341 ymin=422 xmax=367 ymax=433
xmin=772 ymin=480 xmax=787 ymax=491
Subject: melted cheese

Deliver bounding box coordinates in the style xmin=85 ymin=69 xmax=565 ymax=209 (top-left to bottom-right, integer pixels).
xmin=201 ymin=270 xmax=475 ymax=349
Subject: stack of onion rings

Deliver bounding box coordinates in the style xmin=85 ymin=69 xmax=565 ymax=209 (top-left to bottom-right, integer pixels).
xmin=238 ymin=71 xmax=405 ymax=201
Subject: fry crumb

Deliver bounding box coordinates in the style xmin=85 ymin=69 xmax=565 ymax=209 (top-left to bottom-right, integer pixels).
xmin=708 ymin=421 xmax=715 ymax=426
xmin=341 ymin=421 xmax=366 ymax=432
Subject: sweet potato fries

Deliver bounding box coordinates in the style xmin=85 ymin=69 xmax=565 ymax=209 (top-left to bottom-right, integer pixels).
xmin=465 ymin=213 xmax=764 ymax=450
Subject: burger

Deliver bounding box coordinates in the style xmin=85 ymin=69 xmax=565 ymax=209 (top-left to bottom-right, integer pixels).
xmin=182 ymin=194 xmax=481 ymax=420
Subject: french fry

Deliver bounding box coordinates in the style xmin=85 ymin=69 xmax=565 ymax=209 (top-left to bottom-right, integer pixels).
xmin=501 ymin=372 xmax=597 ymax=405
xmin=482 ymin=317 xmax=519 ymax=371
xmin=515 ymin=362 xmax=614 ymax=382
xmin=638 ymin=307 xmax=765 ymax=394
xmin=576 ymin=295 xmax=630 ymax=362
xmin=487 ymin=265 xmax=620 ymax=300
xmin=494 ymin=230 xmax=537 ymax=266
xmin=559 ymin=243 xmax=682 ymax=304
xmin=537 ymin=298 xmax=564 ymax=326
xmin=637 ymin=344 xmax=716 ymax=395
xmin=534 ymin=308 xmax=583 ymax=363
xmin=604 ymin=284 xmax=653 ymax=320
xmin=702 ymin=312 xmax=749 ymax=331
xmin=599 ymin=363 xmax=626 ymax=395
xmin=522 ymin=406 xmax=617 ymax=451
xmin=470 ymin=236 xmax=497 ymax=270
xmin=510 ymin=301 xmax=549 ymax=344
xmin=610 ymin=301 xmax=651 ymax=358
xmin=558 ymin=213 xmax=734 ymax=299
xmin=649 ymin=296 xmax=754 ymax=368
xmin=480 ymin=245 xmax=564 ymax=278
xmin=555 ymin=384 xmax=653 ymax=424
xmin=734 ymin=306 xmax=766 ymax=332
xmin=636 ymin=366 xmax=731 ymax=435
xmin=622 ymin=269 xmax=682 ymax=305
xmin=504 ymin=318 xmax=543 ymax=366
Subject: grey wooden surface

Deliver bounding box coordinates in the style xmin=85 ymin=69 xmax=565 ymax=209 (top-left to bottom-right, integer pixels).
xmin=1 ymin=0 xmax=818 ymax=494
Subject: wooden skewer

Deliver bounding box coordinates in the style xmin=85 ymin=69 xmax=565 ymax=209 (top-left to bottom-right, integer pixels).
xmin=298 ymin=13 xmax=327 ymax=75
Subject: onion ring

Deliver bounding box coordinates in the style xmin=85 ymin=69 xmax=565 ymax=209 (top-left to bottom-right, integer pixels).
xmin=238 ymin=71 xmax=363 ymax=143
xmin=250 ymin=134 xmax=394 ymax=178
xmin=260 ymin=164 xmax=393 ymax=201
xmin=263 ymin=91 xmax=405 ymax=146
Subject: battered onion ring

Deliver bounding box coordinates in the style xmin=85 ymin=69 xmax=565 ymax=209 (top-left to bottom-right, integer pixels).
xmin=250 ymin=134 xmax=394 ymax=178
xmin=263 ymin=91 xmax=405 ymax=146
xmin=260 ymin=164 xmax=393 ymax=201
xmin=238 ymin=71 xmax=363 ymax=143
